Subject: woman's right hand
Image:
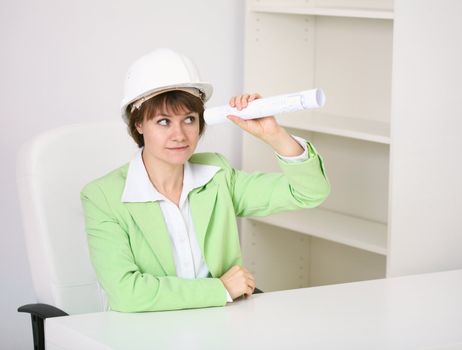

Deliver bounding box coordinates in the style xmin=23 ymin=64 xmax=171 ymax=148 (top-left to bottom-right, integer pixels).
xmin=220 ymin=265 xmax=256 ymax=300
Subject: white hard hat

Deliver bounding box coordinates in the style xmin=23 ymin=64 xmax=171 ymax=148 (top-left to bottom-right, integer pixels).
xmin=120 ymin=48 xmax=213 ymax=123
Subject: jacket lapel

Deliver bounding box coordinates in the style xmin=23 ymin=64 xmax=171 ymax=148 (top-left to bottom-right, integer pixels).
xmin=124 ymin=201 xmax=176 ymax=276
xmin=189 ymin=182 xmax=218 ymax=265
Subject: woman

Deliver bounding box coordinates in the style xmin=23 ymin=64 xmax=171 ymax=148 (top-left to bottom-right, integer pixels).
xmin=81 ymin=48 xmax=330 ymax=312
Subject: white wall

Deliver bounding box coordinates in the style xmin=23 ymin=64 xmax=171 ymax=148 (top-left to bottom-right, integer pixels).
xmin=0 ymin=0 xmax=244 ymax=348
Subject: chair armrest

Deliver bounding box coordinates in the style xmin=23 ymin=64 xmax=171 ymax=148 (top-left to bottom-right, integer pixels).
xmin=254 ymin=287 xmax=264 ymax=294
xmin=18 ymin=303 xmax=68 ymax=350
xmin=18 ymin=303 xmax=68 ymax=318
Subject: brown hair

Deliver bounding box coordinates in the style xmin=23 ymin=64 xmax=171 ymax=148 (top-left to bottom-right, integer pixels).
xmin=127 ymin=90 xmax=206 ymax=148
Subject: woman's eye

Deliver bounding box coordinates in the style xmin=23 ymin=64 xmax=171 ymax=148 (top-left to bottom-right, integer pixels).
xmin=185 ymin=116 xmax=196 ymax=124
xmin=158 ymin=119 xmax=169 ymax=126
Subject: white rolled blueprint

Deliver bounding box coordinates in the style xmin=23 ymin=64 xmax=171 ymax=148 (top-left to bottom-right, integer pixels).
xmin=204 ymin=88 xmax=326 ymax=125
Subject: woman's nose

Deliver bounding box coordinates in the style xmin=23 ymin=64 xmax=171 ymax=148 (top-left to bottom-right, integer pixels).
xmin=171 ymin=123 xmax=186 ymax=141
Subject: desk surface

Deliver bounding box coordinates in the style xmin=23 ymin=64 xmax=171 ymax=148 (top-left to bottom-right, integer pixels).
xmin=45 ymin=269 xmax=462 ymax=350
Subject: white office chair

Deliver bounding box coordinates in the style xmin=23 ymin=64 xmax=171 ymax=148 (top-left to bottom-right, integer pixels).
xmin=17 ymin=121 xmax=138 ymax=349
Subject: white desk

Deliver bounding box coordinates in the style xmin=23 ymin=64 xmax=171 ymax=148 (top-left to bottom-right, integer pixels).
xmin=45 ymin=269 xmax=462 ymax=350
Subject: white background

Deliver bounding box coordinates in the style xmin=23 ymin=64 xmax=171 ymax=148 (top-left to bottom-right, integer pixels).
xmin=0 ymin=0 xmax=245 ymax=348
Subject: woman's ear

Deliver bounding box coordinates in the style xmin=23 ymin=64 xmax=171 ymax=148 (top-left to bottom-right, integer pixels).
xmin=135 ymin=122 xmax=143 ymax=135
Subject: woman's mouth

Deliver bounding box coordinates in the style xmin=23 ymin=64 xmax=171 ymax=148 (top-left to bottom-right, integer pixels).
xmin=167 ymin=146 xmax=189 ymax=151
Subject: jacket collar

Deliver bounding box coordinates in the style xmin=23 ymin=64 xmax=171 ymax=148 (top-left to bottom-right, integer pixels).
xmin=121 ymin=149 xmax=220 ymax=206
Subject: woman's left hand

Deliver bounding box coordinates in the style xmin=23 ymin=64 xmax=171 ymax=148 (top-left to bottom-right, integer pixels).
xmin=227 ymin=93 xmax=283 ymax=143
xmin=227 ymin=93 xmax=305 ymax=157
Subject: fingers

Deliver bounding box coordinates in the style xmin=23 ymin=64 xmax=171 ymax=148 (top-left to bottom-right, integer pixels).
xmin=229 ymin=93 xmax=261 ymax=110
xmin=221 ymin=265 xmax=257 ymax=300
xmin=248 ymin=93 xmax=261 ymax=103
xmin=226 ymin=114 xmax=246 ymax=127
xmin=229 ymin=95 xmax=248 ymax=110
xmin=243 ymin=267 xmax=256 ymax=283
xmin=246 ymin=274 xmax=256 ymax=295
xmin=227 ymin=93 xmax=263 ymax=130
xmin=240 ymin=267 xmax=256 ymax=297
xmin=244 ymin=281 xmax=256 ymax=298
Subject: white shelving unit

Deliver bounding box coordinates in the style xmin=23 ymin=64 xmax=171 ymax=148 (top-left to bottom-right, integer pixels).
xmin=277 ymin=111 xmax=390 ymax=144
xmin=241 ymin=0 xmax=393 ymax=290
xmin=251 ymin=3 xmax=394 ymax=20
xmin=249 ymin=208 xmax=387 ymax=255
xmin=242 ymin=0 xmax=462 ymax=291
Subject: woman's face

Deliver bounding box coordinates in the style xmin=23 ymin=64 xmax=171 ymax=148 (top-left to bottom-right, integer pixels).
xmin=136 ymin=106 xmax=200 ymax=167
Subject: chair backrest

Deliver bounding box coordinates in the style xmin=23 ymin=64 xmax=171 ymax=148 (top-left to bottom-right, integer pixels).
xmin=17 ymin=121 xmax=138 ymax=314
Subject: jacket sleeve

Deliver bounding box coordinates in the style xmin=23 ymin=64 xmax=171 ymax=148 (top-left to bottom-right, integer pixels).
xmin=80 ymin=183 xmax=228 ymax=313
xmin=219 ymin=141 xmax=330 ymax=217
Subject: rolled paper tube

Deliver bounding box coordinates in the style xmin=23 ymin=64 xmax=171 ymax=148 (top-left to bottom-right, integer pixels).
xmin=204 ymin=88 xmax=326 ymax=125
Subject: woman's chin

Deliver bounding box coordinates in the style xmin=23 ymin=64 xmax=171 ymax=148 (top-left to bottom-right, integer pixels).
xmin=163 ymin=152 xmax=193 ymax=165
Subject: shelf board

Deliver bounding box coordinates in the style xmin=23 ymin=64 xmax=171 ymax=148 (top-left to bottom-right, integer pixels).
xmin=247 ymin=207 xmax=387 ymax=255
xmin=251 ymin=4 xmax=394 ymax=20
xmin=277 ymin=112 xmax=390 ymax=144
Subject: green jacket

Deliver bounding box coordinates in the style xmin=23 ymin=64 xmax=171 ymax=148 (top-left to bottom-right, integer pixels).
xmin=80 ymin=142 xmax=330 ymax=312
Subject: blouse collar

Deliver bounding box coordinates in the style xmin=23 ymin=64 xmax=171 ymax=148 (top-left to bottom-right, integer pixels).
xmin=121 ymin=149 xmax=220 ymax=206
